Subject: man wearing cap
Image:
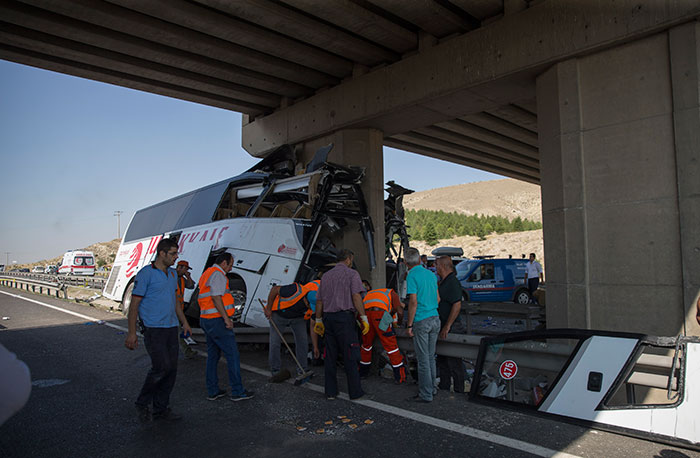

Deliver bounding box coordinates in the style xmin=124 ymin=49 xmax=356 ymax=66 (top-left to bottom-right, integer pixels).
xmin=175 ymin=260 xmax=196 ymax=359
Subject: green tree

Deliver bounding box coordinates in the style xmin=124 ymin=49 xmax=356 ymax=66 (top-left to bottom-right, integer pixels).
xmin=513 ymin=216 xmax=524 ymax=231
xmin=423 ymin=221 xmax=439 ymax=245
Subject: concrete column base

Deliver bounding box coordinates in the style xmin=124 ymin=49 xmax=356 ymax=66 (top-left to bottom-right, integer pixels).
xmin=300 ymin=129 xmax=386 ymax=289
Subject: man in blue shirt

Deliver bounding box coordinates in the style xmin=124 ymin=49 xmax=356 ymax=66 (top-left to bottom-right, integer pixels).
xmin=405 ymin=247 xmax=440 ymax=402
xmin=124 ymin=238 xmax=191 ymax=423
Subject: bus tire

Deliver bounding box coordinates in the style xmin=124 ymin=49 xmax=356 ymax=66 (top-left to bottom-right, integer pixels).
xmin=228 ymin=277 xmax=246 ymax=321
xmin=121 ymin=280 xmax=136 ymax=317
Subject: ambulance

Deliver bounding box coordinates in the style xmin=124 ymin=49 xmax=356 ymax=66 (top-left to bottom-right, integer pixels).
xmin=58 ymin=250 xmax=96 ymax=276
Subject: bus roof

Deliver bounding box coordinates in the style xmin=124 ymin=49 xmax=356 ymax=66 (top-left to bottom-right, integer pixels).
xmin=124 ymin=172 xmax=264 ymax=243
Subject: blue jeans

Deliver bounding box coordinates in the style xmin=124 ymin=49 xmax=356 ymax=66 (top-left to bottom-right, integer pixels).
xmin=200 ymin=317 xmax=245 ymax=397
xmin=413 ymin=315 xmax=440 ymax=401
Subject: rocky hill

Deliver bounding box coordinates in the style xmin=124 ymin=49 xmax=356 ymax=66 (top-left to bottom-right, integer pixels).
xmin=403 ymin=178 xmax=545 ymax=264
xmin=403 ymin=178 xmax=542 ymax=222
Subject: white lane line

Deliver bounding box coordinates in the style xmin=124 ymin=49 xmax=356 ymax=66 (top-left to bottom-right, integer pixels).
xmin=5 ymin=290 xmax=580 ymax=458
xmin=0 ymin=290 xmax=129 ymax=334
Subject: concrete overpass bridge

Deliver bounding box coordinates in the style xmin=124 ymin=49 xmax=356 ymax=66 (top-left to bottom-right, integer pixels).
xmin=2 ymin=0 xmax=699 ymax=337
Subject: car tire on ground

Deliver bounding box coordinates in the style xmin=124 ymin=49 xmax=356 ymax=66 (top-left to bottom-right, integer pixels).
xmin=514 ymin=289 xmax=531 ymax=304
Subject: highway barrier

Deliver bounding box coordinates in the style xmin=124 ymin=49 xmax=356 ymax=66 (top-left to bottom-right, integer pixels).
xmin=1 ymin=271 xmax=105 ymax=290
xmin=0 ymin=276 xmax=67 ymax=299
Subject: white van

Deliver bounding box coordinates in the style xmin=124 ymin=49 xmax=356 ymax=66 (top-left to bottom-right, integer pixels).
xmin=58 ymin=250 xmax=96 ymax=276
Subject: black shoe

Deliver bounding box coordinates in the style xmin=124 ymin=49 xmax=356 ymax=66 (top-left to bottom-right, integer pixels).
xmin=407 ymin=395 xmax=431 ymax=403
xmin=326 ymin=394 xmax=337 ymax=401
xmin=230 ymin=390 xmax=254 ymax=401
xmin=206 ymin=389 xmax=227 ymax=401
xmin=135 ymin=405 xmax=151 ymax=424
xmin=152 ymin=408 xmax=182 ymax=422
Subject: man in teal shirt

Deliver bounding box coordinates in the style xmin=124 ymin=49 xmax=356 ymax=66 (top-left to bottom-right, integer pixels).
xmin=405 ymin=247 xmax=440 ymax=402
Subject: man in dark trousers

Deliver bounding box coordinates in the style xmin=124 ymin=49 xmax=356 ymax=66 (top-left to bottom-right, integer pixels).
xmin=175 ymin=260 xmax=197 ymax=359
xmin=313 ymin=249 xmax=369 ymax=400
xmin=125 ymin=238 xmax=191 ymax=423
xmin=435 ymin=256 xmax=466 ymax=393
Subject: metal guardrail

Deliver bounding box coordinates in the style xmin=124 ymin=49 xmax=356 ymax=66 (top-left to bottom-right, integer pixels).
xmin=0 ymin=276 xmax=68 ymax=299
xmin=1 ymin=272 xmax=105 ymax=289
xmin=232 ymin=326 xmax=677 ymax=392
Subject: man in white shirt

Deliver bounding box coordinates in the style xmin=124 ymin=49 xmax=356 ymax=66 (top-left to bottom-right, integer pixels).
xmin=524 ymin=253 xmax=543 ymax=304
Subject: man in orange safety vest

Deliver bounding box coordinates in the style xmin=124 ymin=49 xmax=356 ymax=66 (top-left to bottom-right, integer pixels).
xmin=198 ymin=252 xmax=254 ymax=402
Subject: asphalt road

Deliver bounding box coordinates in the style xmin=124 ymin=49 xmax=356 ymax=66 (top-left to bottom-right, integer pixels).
xmin=0 ymin=287 xmax=697 ymax=458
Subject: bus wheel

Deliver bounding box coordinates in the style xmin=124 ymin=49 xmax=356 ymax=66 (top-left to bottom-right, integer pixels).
xmin=121 ymin=281 xmax=135 ymax=317
xmin=514 ymin=289 xmax=531 ymax=304
xmin=229 ymin=278 xmax=246 ymax=320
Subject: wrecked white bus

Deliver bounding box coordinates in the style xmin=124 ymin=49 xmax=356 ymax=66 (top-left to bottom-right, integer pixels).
xmin=103 ymin=145 xmax=406 ymax=328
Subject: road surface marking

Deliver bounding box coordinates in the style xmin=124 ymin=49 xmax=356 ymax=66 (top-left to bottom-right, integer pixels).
xmin=1 ymin=290 xmax=581 ymax=458
xmin=0 ymin=290 xmax=128 ymax=333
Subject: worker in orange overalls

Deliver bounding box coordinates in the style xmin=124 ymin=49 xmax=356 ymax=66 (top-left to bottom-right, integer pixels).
xmin=359 ymin=281 xmax=407 ymax=384
xmin=175 ymin=260 xmax=196 ymax=359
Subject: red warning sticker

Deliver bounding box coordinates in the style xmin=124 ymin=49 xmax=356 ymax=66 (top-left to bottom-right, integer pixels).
xmin=499 ymin=360 xmax=518 ymax=380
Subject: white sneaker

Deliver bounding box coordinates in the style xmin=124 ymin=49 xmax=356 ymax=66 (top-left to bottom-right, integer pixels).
xmin=184 ymin=336 xmax=197 ymax=345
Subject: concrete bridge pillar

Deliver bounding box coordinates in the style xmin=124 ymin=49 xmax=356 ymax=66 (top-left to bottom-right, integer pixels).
xmin=299 ymin=128 xmax=386 ymax=290
xmin=536 ymin=23 xmax=700 ymax=336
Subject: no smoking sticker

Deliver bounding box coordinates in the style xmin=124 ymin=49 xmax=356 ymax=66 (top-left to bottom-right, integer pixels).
xmin=499 ymin=360 xmax=518 ymax=380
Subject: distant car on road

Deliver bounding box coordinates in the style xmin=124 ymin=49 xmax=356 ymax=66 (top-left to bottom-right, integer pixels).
xmin=31 ymin=266 xmax=45 ymax=273
xmin=44 ymin=265 xmax=57 ymax=274
xmin=19 ymin=268 xmax=30 ymax=273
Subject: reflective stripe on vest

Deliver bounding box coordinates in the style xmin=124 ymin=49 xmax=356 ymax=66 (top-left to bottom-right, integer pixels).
xmin=304 ymin=280 xmax=320 ymax=292
xmin=176 ymin=277 xmax=185 ymax=310
xmin=198 ymin=266 xmax=235 ymax=319
xmin=271 ymin=283 xmax=305 ymax=311
xmin=363 ymin=288 xmax=392 ymax=313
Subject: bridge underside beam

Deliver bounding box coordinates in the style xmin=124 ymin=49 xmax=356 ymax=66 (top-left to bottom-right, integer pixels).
xmin=243 ymin=1 xmax=700 ymax=182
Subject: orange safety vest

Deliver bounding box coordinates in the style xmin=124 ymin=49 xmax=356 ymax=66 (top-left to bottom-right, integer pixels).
xmin=176 ymin=276 xmax=186 ymax=310
xmin=305 ymin=279 xmax=320 ymax=292
xmin=363 ymin=288 xmax=393 ymax=313
xmin=198 ymin=266 xmax=235 ymax=319
xmin=271 ymin=282 xmax=307 ymax=314
xmin=301 ymin=280 xmax=320 ymax=319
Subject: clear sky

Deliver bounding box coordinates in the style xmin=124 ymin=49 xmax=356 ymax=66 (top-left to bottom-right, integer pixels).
xmin=0 ymin=59 xmax=501 ymax=264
